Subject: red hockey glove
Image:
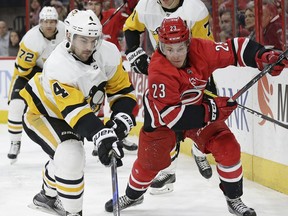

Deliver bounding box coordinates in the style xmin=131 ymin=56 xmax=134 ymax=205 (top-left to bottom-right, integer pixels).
xmin=203 ymin=97 xmax=237 ymax=123
xmin=256 ymin=49 xmax=288 ymax=76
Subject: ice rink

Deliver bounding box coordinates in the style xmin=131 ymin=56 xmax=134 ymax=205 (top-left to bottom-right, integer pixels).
xmin=1 ymin=124 xmax=288 ymax=216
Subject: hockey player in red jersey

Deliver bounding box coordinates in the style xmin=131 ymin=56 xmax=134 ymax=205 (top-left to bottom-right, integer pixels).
xmin=105 ymin=17 xmax=288 ymax=216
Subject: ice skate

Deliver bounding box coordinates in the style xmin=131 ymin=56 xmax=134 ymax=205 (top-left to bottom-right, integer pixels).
xmin=226 ymin=196 xmax=257 ymax=216
xmin=105 ymin=195 xmax=144 ymax=212
xmin=192 ymin=144 xmax=212 ymax=179
xmin=149 ymin=172 xmax=176 ymax=195
xmin=122 ymin=138 xmax=138 ymax=151
xmin=92 ymin=145 xmax=98 ymax=156
xmin=7 ymin=141 xmax=21 ymax=163
xmin=31 ymin=190 xmax=65 ymax=216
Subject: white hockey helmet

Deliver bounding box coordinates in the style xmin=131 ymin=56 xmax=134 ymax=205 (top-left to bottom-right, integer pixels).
xmin=39 ymin=6 xmax=58 ymax=21
xmin=64 ymin=9 xmax=103 ymax=51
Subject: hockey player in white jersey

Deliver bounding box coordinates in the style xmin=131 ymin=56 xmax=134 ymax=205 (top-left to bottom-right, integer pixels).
xmin=19 ymin=9 xmax=137 ymax=216
xmin=123 ymin=0 xmax=214 ymax=194
xmin=7 ymin=6 xmax=65 ymax=162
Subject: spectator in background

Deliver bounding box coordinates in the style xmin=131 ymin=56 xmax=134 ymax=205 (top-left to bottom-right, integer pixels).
xmin=8 ymin=30 xmax=21 ymax=56
xmin=262 ymin=0 xmax=283 ymax=50
xmin=30 ymin=0 xmax=42 ymax=28
xmin=219 ymin=9 xmax=233 ymax=41
xmin=51 ymin=0 xmax=68 ymax=21
xmin=244 ymin=1 xmax=255 ymax=40
xmin=0 ymin=20 xmax=10 ymax=56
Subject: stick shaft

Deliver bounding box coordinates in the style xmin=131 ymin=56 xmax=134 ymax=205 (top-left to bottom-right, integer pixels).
xmin=111 ymin=155 xmax=120 ymax=216
xmin=230 ymin=49 xmax=288 ymax=102
xmin=103 ymin=2 xmax=126 ymax=27
xmin=204 ymin=90 xmax=288 ymax=129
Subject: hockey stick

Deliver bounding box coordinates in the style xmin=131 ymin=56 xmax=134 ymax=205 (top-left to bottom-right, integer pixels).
xmin=229 ymin=49 xmax=288 ymax=102
xmin=204 ymin=90 xmax=288 ymax=129
xmin=103 ymin=2 xmax=127 ymax=27
xmin=110 ymin=151 xmax=120 ymax=216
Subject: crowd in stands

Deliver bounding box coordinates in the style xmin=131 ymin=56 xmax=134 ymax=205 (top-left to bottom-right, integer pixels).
xmin=0 ymin=0 xmax=287 ymax=57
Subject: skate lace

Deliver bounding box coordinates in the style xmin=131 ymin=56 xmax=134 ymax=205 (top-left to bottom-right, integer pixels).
xmin=229 ymin=198 xmax=249 ymax=213
xmin=9 ymin=142 xmax=20 ymax=154
xmin=155 ymin=172 xmax=171 ymax=182
xmin=54 ymin=197 xmax=65 ymax=211
xmin=119 ymin=195 xmax=133 ymax=207
xmin=195 ymin=156 xmax=210 ymax=170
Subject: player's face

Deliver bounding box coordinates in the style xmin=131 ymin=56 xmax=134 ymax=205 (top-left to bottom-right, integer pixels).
xmin=40 ymin=19 xmax=58 ymax=39
xmin=86 ymin=1 xmax=102 ymax=17
xmin=162 ymin=42 xmax=188 ymax=68
xmin=71 ymin=35 xmax=99 ymax=62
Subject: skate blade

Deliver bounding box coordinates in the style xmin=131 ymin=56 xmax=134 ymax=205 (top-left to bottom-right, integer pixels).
xmin=149 ymin=183 xmax=174 ymax=195
xmin=28 ymin=203 xmax=59 ymax=215
xmin=10 ymin=158 xmax=18 ymax=165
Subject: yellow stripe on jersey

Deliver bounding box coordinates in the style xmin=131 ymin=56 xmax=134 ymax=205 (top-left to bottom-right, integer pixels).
xmin=43 ymin=170 xmax=56 ymax=188
xmin=191 ymin=15 xmax=214 ymax=41
xmin=106 ymin=60 xmax=137 ymax=106
xmin=56 ymin=182 xmax=84 ymax=193
xmin=26 ymin=111 xmax=59 ymax=149
xmin=50 ymin=81 xmax=94 ymax=128
xmin=19 ymin=86 xmax=41 ymax=115
xmin=34 ymin=73 xmax=62 ymax=119
xmin=123 ymin=10 xmax=146 ymax=32
xmin=14 ymin=42 xmax=39 ymax=77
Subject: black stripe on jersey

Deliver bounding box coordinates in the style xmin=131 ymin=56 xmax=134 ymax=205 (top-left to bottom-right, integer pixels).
xmin=243 ymin=40 xmax=264 ymax=68
xmin=24 ymin=84 xmax=49 ymax=116
xmin=61 ymin=101 xmax=87 ymax=119
xmin=15 ymin=62 xmax=29 ymax=73
xmin=55 ymin=175 xmax=84 ymax=185
xmin=170 ymin=105 xmax=206 ymax=131
xmin=106 ymin=85 xmax=135 ymax=98
xmin=230 ymin=40 xmax=238 ymax=66
xmin=58 ymin=191 xmax=84 ymax=200
xmin=73 ymin=112 xmax=104 ymax=141
xmin=111 ymin=97 xmax=137 ymax=116
xmin=44 ymin=162 xmax=56 ymax=183
xmin=8 ymin=130 xmax=21 ymax=134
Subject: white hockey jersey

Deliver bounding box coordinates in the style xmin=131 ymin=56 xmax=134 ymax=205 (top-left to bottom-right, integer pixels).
xmin=20 ymin=40 xmax=136 ymax=128
xmin=123 ymin=0 xmax=213 ymax=49
xmin=13 ymin=21 xmax=65 ymax=78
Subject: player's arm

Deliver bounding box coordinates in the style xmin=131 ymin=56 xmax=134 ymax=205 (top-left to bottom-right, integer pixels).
xmin=14 ymin=42 xmax=42 ymax=79
xmin=123 ymin=10 xmax=150 ymax=75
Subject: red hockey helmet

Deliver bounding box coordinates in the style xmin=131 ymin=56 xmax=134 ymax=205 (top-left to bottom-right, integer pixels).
xmin=158 ymin=17 xmax=190 ymax=44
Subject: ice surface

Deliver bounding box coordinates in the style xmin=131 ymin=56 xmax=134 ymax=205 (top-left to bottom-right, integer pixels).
xmin=0 ymin=124 xmax=287 ymax=216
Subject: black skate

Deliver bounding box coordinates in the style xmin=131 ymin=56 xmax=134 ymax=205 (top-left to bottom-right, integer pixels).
xmin=226 ymin=196 xmax=257 ymax=216
xmin=194 ymin=154 xmax=212 ymax=179
xmin=150 ymin=172 xmax=176 ymax=195
xmin=32 ymin=190 xmax=65 ymax=216
xmin=66 ymin=211 xmax=82 ymax=216
xmin=122 ymin=138 xmax=138 ymax=151
xmin=105 ymin=195 xmax=144 ymax=212
xmin=7 ymin=141 xmax=21 ymax=162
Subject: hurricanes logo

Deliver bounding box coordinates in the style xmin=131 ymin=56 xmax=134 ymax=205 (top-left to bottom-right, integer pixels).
xmin=257 ymin=76 xmax=274 ymax=126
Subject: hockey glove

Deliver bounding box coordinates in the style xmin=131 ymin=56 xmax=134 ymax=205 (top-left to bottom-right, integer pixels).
xmin=93 ymin=128 xmax=124 ymax=167
xmin=106 ymin=112 xmax=136 ymax=140
xmin=203 ymin=97 xmax=237 ymax=123
xmin=256 ymin=49 xmax=288 ymax=76
xmin=126 ymin=47 xmax=150 ymax=75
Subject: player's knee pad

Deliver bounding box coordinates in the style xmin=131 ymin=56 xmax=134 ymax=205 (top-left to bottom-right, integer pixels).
xmin=54 ymin=139 xmax=85 ymax=178
xmin=8 ymin=99 xmax=26 ymax=121
xmin=212 ymin=132 xmax=241 ymax=166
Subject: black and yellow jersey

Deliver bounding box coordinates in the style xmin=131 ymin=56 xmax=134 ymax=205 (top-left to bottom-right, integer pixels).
xmin=20 ymin=40 xmax=136 ymax=140
xmin=124 ymin=0 xmax=214 ymax=49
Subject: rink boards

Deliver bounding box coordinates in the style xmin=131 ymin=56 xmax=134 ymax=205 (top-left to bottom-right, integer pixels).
xmin=1 ymin=58 xmax=288 ymax=195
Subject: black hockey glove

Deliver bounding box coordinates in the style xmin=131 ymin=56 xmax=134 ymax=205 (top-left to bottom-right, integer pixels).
xmin=106 ymin=112 xmax=136 ymax=140
xmin=126 ymin=46 xmax=150 ymax=75
xmin=93 ymin=128 xmax=124 ymax=167
xmin=202 ymin=97 xmax=237 ymax=123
